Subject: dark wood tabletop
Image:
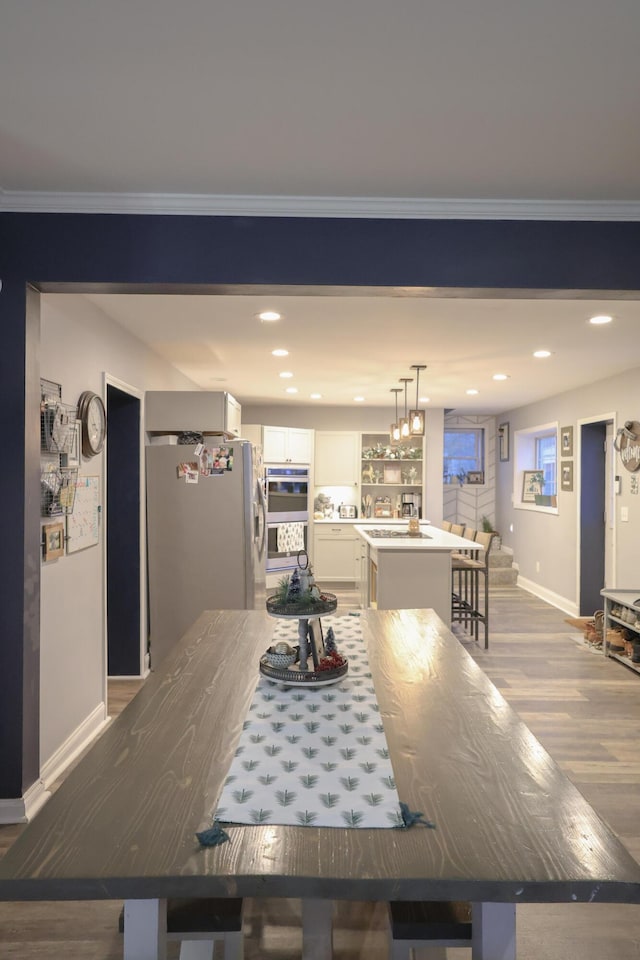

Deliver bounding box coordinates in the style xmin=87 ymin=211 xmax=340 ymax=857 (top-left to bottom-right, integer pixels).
xmin=2 ymin=608 xmax=640 ymax=905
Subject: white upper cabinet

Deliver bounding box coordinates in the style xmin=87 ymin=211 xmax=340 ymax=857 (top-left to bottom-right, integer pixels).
xmin=314 ymin=431 xmax=360 ymax=486
xmin=262 ymin=425 xmax=313 ymax=463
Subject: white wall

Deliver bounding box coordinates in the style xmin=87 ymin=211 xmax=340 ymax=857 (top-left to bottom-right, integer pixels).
xmin=496 ymin=365 xmax=640 ymax=611
xmin=40 ymin=294 xmax=196 ymax=770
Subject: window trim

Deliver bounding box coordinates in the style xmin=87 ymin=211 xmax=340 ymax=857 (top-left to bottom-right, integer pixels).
xmin=513 ymin=421 xmax=559 ymax=515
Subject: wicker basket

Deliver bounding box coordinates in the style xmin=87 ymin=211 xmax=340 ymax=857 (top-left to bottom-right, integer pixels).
xmin=265 ymin=651 xmax=297 ymax=668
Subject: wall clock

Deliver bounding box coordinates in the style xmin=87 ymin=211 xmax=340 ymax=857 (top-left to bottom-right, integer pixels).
xmin=77 ymin=390 xmax=107 ymax=458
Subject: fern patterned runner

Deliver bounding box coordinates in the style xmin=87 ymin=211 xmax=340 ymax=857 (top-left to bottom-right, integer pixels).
xmin=214 ymin=616 xmax=402 ymax=828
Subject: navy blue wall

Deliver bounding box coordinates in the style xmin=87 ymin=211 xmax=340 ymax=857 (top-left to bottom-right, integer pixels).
xmin=2 ymin=210 xmax=640 ymax=802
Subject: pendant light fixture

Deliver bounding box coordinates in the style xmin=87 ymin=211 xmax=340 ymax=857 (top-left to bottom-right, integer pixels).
xmin=399 ymin=377 xmax=413 ymax=439
xmin=409 ymin=364 xmax=427 ymax=437
xmin=390 ymin=388 xmax=402 ymax=442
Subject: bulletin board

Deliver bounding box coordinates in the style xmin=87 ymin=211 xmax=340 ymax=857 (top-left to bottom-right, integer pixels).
xmin=66 ymin=476 xmax=101 ymax=553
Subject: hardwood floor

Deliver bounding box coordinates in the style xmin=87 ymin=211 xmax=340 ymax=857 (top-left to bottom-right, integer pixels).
xmin=2 ymin=587 xmax=640 ymax=958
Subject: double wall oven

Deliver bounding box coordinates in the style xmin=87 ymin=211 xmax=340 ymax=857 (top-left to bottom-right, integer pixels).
xmin=265 ymin=465 xmax=310 ymax=574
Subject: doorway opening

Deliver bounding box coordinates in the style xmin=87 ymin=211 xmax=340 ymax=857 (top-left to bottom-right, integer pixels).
xmin=578 ymin=415 xmax=615 ymax=617
xmin=106 ymin=379 xmax=145 ymax=677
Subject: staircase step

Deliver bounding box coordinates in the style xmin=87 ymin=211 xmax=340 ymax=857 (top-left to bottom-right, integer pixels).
xmin=489 ymin=566 xmax=518 ymax=586
xmin=489 ymin=549 xmax=513 ymax=569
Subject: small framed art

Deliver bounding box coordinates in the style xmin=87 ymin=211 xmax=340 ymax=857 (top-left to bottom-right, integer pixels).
xmin=498 ymin=422 xmax=509 ymax=462
xmin=467 ymin=471 xmax=485 ymax=485
xmin=522 ymin=470 xmax=544 ymax=503
xmin=561 ymin=460 xmax=574 ymax=492
xmin=43 ymin=520 xmax=65 ymax=561
xmin=560 ymin=425 xmax=573 ymax=457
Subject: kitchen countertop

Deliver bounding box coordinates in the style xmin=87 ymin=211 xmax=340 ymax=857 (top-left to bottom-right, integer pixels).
xmin=354 ymin=523 xmax=480 ymax=552
xmin=313 ymin=517 xmax=428 ymax=525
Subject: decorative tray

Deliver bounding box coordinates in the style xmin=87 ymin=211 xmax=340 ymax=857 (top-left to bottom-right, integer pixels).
xmin=259 ymin=651 xmax=349 ymax=686
xmin=266 ymin=592 xmax=338 ymax=619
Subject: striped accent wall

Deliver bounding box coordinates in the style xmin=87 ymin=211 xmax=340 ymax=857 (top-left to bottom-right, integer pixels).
xmin=443 ymin=414 xmax=496 ymax=532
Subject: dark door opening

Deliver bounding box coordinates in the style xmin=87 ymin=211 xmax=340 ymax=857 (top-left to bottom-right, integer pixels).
xmin=106 ymin=384 xmax=142 ymax=675
xmin=579 ymin=421 xmax=607 ymax=616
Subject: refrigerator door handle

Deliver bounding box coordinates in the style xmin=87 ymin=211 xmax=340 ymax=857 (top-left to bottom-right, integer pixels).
xmin=256 ymin=478 xmax=267 ymax=557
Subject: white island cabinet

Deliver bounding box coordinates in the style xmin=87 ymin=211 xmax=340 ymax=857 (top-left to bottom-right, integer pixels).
xmin=354 ymin=524 xmax=479 ymax=625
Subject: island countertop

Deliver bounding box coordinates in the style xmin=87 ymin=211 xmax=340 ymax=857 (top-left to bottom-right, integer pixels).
xmin=354 ymin=523 xmax=481 ymax=552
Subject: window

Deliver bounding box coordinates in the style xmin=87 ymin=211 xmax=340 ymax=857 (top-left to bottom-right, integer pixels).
xmin=513 ymin=421 xmax=559 ymax=513
xmin=443 ymin=428 xmax=484 ymax=483
xmin=536 ymin=434 xmax=557 ymax=496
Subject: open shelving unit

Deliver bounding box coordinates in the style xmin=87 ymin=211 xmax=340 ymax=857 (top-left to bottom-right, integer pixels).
xmin=601 ymin=588 xmax=640 ymax=676
xmin=360 ymin=432 xmax=423 ymax=519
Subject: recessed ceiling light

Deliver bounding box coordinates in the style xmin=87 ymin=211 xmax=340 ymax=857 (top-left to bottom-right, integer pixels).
xmin=310 ymin=393 xmax=322 ymax=399
xmin=285 ymin=387 xmax=298 ymax=394
xmin=533 ymin=350 xmax=551 ymax=358
xmin=419 ymin=396 xmax=430 ymax=403
xmin=492 ymin=373 xmax=509 ymax=381
xmin=258 ymin=310 xmax=281 ymax=322
xmin=589 ymin=314 xmax=613 ymax=325
xmin=279 ymin=371 xmax=294 ymax=378
xmin=272 ymin=348 xmax=289 ymax=357
xmin=466 ymin=389 xmax=479 ymax=396
xmin=354 ymin=396 xmax=365 ymax=402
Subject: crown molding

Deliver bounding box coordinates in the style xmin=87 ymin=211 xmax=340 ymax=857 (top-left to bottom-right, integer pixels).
xmin=1 ymin=189 xmax=640 ymax=220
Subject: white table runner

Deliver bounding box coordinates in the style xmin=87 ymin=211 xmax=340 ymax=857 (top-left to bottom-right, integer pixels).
xmin=215 ymin=616 xmax=403 ymax=829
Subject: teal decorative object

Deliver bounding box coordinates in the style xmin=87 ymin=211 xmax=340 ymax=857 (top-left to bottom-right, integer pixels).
xmin=196 ymin=821 xmax=230 ymax=847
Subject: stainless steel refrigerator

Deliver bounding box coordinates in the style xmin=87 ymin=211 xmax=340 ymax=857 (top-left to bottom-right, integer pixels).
xmin=146 ymin=439 xmax=266 ymax=667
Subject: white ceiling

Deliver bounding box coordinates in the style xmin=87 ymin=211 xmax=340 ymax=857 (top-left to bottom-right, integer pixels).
xmin=2 ymin=0 xmax=640 ymax=201
xmin=6 ymin=2 xmax=640 ymax=412
xmin=79 ymin=292 xmax=640 ymax=413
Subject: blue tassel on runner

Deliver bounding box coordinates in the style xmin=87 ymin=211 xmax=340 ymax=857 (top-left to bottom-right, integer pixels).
xmin=196 ymin=821 xmax=230 ymax=846
xmin=397 ymin=801 xmax=436 ymax=829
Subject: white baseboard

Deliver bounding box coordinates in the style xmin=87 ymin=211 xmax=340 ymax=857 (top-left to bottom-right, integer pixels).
xmin=0 ymin=778 xmax=50 ymax=825
xmin=517 ymin=576 xmax=579 ymax=618
xmin=40 ymin=701 xmax=109 ymax=790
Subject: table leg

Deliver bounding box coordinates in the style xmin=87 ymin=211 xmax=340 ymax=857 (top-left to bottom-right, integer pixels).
xmin=301 ymin=898 xmax=333 ymax=960
xmin=123 ymin=898 xmax=168 ymax=960
xmin=471 ymin=902 xmax=516 ymax=960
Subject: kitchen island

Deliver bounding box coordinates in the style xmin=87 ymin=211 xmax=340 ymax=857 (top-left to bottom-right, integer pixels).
xmin=355 ymin=523 xmax=479 ymax=624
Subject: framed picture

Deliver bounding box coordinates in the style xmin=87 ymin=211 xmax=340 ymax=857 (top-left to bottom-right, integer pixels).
xmin=560 ymin=425 xmax=573 ymax=457
xmin=498 ymin=422 xmax=509 ymax=462
xmin=43 ymin=520 xmax=65 ymax=561
xmin=561 ymin=460 xmax=574 ymax=492
xmin=522 ymin=469 xmax=545 ymax=503
xmin=384 ymin=464 xmax=402 ymax=484
xmin=467 ymin=470 xmax=485 ymax=485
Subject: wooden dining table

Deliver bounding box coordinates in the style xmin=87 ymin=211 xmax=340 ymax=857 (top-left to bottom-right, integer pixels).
xmin=1 ymin=608 xmax=640 ymax=960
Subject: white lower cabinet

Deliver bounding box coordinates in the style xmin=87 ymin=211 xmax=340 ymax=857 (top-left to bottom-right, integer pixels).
xmin=313 ymin=525 xmax=359 ymax=582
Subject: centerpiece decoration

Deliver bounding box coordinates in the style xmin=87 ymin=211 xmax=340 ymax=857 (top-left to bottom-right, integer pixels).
xmin=261 ymin=550 xmax=347 ymax=685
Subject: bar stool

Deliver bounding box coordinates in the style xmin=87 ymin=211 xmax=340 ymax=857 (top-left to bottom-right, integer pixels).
xmin=451 ymin=532 xmax=494 ymax=649
xmin=451 ymin=527 xmax=477 ymax=633
xmin=119 ymin=898 xmax=244 ymax=959
xmin=389 ymin=900 xmax=472 ymax=957
xmin=441 ymin=520 xmax=452 ymax=532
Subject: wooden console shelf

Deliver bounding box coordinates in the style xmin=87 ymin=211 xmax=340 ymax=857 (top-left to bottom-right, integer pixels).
xmin=601 ymin=588 xmax=640 ymax=676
